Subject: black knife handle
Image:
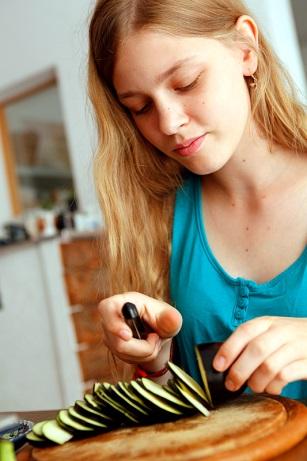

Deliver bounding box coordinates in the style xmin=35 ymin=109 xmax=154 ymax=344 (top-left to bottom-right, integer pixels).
xmin=122 ymin=302 xmax=151 ymax=339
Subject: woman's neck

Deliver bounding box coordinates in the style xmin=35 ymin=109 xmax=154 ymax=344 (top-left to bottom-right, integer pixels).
xmin=205 ymin=121 xmax=304 ymax=205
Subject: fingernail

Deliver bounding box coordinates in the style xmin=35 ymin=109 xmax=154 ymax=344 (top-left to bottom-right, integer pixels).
xmin=119 ymin=329 xmax=131 ymax=341
xmin=225 ymin=379 xmax=236 ymax=391
xmin=214 ymin=355 xmax=226 ymax=371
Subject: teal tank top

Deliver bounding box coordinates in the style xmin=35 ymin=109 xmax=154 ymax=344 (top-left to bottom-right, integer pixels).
xmin=170 ymin=174 xmax=307 ymax=400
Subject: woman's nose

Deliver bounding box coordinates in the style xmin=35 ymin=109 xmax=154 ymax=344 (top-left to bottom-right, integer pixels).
xmin=158 ymin=101 xmax=188 ymax=135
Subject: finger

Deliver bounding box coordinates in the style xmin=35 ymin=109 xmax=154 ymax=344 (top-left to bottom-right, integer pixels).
xmin=110 ymin=333 xmax=161 ymax=362
xmin=247 ymin=343 xmax=302 ymax=393
xmin=152 ymin=306 xmax=182 ymax=338
xmin=99 ymin=296 xmax=134 ymax=341
xmin=137 ymin=298 xmax=182 ymax=338
xmin=266 ymin=359 xmax=307 ymax=394
xmin=118 ymin=338 xmax=164 ymax=365
xmin=119 ymin=301 xmax=181 ymax=341
xmin=264 ymin=378 xmax=287 ymax=395
xmin=255 ymin=359 xmax=307 ymax=395
xmin=224 ymin=327 xmax=288 ymax=391
xmin=103 ymin=319 xmax=133 ymax=342
xmin=101 ymin=293 xmax=181 ymax=341
xmin=213 ymin=317 xmax=273 ymax=372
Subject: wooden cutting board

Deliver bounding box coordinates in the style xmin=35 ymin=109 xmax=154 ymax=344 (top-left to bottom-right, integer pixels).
xmin=32 ymin=395 xmax=307 ymax=461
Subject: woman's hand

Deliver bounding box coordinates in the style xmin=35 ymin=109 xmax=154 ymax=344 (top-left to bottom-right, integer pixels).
xmin=213 ymin=316 xmax=307 ymax=395
xmin=98 ymin=292 xmax=182 ymax=370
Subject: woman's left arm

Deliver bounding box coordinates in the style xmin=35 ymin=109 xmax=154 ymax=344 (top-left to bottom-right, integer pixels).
xmin=213 ymin=316 xmax=307 ymax=394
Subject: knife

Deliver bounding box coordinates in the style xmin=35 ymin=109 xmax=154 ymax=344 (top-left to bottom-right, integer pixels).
xmin=122 ymin=302 xmax=152 ymax=340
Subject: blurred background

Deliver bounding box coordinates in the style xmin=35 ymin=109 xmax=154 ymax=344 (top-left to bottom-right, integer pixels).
xmin=0 ymin=0 xmax=306 ymax=412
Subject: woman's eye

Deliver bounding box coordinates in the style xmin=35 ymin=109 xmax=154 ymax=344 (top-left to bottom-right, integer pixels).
xmin=132 ymin=102 xmax=152 ymax=116
xmin=128 ymin=73 xmax=202 ymax=115
xmin=176 ymin=74 xmax=201 ymax=92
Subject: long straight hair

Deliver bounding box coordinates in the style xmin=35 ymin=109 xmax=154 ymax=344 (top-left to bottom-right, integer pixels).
xmin=88 ymin=0 xmax=307 ymax=302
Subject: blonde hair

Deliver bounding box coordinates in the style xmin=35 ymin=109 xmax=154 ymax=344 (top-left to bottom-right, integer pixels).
xmin=88 ymin=0 xmax=307 ymax=301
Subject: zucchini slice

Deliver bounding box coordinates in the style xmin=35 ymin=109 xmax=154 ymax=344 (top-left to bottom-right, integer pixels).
xmin=93 ymin=382 xmax=101 ymax=394
xmin=175 ymin=381 xmax=210 ymax=417
xmin=121 ymin=382 xmax=154 ymax=411
xmin=32 ymin=420 xmax=49 ymax=437
xmin=168 ymin=361 xmax=210 ymax=404
xmin=84 ymin=393 xmax=105 ymax=410
xmin=57 ymin=409 xmax=94 ymax=432
xmin=26 ymin=431 xmax=50 ymax=446
xmin=130 ymin=380 xmax=183 ymax=415
xmin=75 ymin=400 xmax=114 ymax=422
xmin=194 ymin=346 xmax=214 ymax=406
xmin=99 ymin=382 xmax=112 ymax=392
xmin=92 ymin=387 xmax=120 ymax=417
xmin=42 ymin=420 xmax=74 ymax=445
xmin=26 ymin=432 xmax=46 ymax=443
xmin=166 ymin=379 xmax=183 ymax=397
xmin=26 ymin=361 xmax=215 ymax=448
xmin=141 ymin=378 xmax=193 ymax=410
xmin=95 ymin=388 xmax=140 ymax=424
xmin=109 ymin=384 xmax=149 ymax=416
xmin=68 ymin=406 xmax=108 ymax=429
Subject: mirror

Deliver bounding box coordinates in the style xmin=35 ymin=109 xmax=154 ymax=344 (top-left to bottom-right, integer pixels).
xmin=3 ymin=83 xmax=75 ymax=212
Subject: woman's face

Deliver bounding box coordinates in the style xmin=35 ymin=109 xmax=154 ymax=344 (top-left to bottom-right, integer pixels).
xmin=113 ymin=29 xmax=253 ymax=175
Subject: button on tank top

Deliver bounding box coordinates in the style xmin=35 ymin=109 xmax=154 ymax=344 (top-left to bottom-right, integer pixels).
xmin=170 ymin=174 xmax=307 ymax=400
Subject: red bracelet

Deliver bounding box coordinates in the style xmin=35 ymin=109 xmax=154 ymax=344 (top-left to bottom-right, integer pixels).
xmin=133 ymin=341 xmax=173 ymax=379
xmin=133 ymin=364 xmax=169 ymax=379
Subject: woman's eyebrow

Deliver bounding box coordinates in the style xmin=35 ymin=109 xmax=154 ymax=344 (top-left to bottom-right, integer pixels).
xmin=118 ymin=56 xmax=197 ymax=100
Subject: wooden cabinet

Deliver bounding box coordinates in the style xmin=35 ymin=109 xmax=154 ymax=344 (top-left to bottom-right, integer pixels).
xmin=60 ymin=234 xmax=125 ymax=390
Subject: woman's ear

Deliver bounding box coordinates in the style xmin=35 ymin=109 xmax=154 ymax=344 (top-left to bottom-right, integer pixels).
xmin=235 ymin=15 xmax=259 ymax=76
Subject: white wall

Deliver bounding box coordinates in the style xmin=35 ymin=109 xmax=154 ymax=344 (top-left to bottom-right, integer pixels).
xmin=0 ymin=0 xmax=98 ymax=224
xmin=246 ymin=0 xmax=306 ymax=101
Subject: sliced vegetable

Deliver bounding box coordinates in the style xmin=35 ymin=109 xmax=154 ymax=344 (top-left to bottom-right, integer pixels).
xmin=32 ymin=420 xmax=49 ymax=438
xmin=68 ymin=406 xmax=108 ymax=429
xmin=168 ymin=361 xmax=210 ymax=405
xmin=130 ymin=380 xmax=183 ymax=415
xmin=27 ymin=361 xmax=216 ymax=449
xmin=57 ymin=410 xmax=94 ymax=432
xmin=175 ymin=380 xmax=210 ymax=417
xmin=42 ymin=420 xmax=73 ymax=445
xmin=141 ymin=378 xmax=193 ymax=409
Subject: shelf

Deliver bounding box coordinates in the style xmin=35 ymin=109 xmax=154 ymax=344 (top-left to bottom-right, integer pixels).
xmin=16 ymin=165 xmax=72 ymax=179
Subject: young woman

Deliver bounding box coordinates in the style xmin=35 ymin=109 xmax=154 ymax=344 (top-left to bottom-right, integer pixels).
xmin=88 ymin=0 xmax=307 ymax=399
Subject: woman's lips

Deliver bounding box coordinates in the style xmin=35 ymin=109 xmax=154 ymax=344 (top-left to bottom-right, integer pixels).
xmin=173 ymin=134 xmax=206 ymax=157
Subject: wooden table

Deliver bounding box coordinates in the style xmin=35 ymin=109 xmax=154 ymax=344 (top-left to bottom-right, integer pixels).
xmin=2 ymin=408 xmax=306 ymax=461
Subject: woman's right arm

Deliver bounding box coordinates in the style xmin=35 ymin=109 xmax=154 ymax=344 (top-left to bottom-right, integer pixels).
xmin=98 ymin=292 xmax=182 ymax=383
